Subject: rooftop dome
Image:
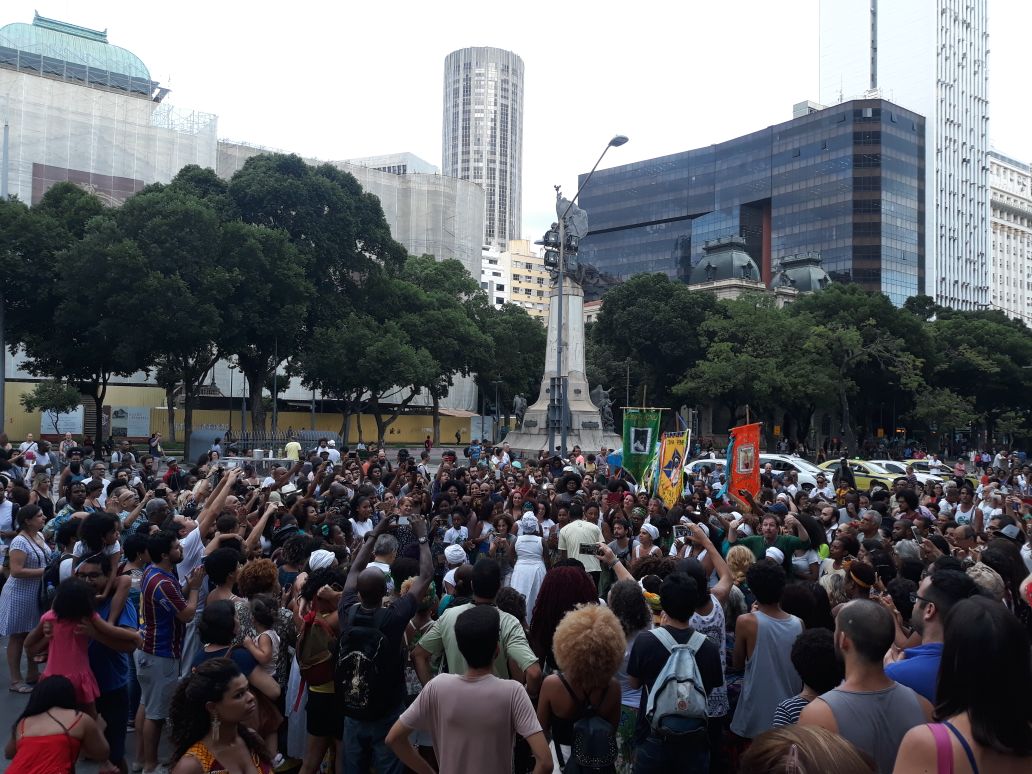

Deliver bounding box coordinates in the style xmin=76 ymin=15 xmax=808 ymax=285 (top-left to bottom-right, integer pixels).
xmin=774 ymin=253 xmax=832 ymax=293
xmin=688 ymin=236 xmax=762 ymax=285
xmin=0 ymin=13 xmax=151 ymax=81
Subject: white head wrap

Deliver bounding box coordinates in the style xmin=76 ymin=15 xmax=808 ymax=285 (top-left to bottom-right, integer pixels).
xmin=519 ymin=515 xmax=539 ymax=535
xmin=308 ymin=549 xmax=336 ymax=571
xmin=444 ymin=544 xmax=468 ymax=565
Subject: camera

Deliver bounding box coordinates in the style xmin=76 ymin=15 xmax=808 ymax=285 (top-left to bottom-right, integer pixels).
xmin=673 ymin=525 xmax=689 ymax=542
xmin=578 ymin=543 xmax=597 ymax=555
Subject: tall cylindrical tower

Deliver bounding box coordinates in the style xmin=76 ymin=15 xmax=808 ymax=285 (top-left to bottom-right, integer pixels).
xmin=443 ymin=47 xmax=524 ymax=251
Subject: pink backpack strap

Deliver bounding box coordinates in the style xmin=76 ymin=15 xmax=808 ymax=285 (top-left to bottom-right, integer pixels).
xmin=928 ymin=723 xmax=954 ymax=774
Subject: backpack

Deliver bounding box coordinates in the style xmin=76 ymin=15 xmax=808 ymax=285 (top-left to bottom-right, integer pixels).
xmin=645 ymin=629 xmax=709 ymax=738
xmin=334 ymin=604 xmax=395 ymax=720
xmin=296 ymin=611 xmax=337 ymax=686
xmin=556 ymin=672 xmax=617 ymax=772
xmin=40 ymin=551 xmax=73 ymax=609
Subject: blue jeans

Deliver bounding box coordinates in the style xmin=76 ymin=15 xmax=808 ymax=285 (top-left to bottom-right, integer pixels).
xmin=342 ymin=706 xmax=404 ymax=774
xmin=634 ymin=718 xmax=709 ymax=774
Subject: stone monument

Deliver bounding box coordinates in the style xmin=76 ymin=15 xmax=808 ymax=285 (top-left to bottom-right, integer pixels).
xmin=503 ymin=249 xmax=622 ymax=455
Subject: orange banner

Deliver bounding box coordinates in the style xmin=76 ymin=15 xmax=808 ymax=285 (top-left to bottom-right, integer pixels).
xmin=729 ymin=422 xmax=762 ymax=500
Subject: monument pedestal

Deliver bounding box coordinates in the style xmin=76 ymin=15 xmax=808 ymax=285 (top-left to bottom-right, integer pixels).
xmin=504 ymin=278 xmax=621 ymax=455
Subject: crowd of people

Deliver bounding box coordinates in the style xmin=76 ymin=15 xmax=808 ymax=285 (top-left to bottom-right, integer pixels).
xmin=0 ymin=429 xmax=1030 ymax=774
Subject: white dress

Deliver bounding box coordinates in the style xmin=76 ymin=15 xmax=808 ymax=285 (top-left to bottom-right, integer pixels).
xmin=508 ymin=535 xmax=546 ymax=622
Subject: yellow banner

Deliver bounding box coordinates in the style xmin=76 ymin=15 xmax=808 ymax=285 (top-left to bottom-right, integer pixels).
xmin=657 ymin=431 xmax=688 ymax=508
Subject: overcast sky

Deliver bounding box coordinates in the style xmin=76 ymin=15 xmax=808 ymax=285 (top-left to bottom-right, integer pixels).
xmin=6 ymin=0 xmax=1030 ymax=242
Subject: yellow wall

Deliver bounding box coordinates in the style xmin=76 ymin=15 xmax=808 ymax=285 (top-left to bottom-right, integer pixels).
xmin=3 ymin=383 xmax=165 ymax=442
xmin=153 ymin=410 xmax=472 ymax=446
xmin=4 ymin=381 xmax=474 ymax=446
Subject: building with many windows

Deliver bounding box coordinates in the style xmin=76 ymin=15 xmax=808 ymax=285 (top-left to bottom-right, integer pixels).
xmin=442 ymin=47 xmax=523 ymax=250
xmin=577 ymin=98 xmax=925 ymax=305
xmin=505 ymin=239 xmax=550 ymax=321
xmin=481 ymin=246 xmax=511 ymax=309
xmin=344 ymin=152 xmax=439 ymax=175
xmin=818 ymin=0 xmax=990 ymax=310
xmin=989 ymin=150 xmax=1032 ymax=324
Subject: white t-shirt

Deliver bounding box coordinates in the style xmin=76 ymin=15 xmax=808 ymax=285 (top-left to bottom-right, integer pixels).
xmin=791 ymin=548 xmax=819 ymax=578
xmin=443 ymin=526 xmax=468 ymax=545
xmin=177 ymin=527 xmax=205 ymax=585
xmin=350 ymin=518 xmax=374 ymax=540
xmin=73 ymin=539 xmax=121 ymax=558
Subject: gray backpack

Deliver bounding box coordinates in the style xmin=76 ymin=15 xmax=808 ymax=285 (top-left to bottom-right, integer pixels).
xmin=645 ymin=628 xmax=709 ymax=734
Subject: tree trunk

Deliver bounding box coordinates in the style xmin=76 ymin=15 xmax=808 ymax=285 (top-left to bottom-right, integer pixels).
xmin=92 ymin=392 xmax=104 ymax=458
xmin=165 ymin=386 xmax=177 ymax=444
xmin=432 ymin=393 xmax=441 ymax=446
xmin=356 ymin=412 xmax=365 ymax=444
xmin=839 ymin=383 xmax=857 ymax=454
xmin=339 ymin=411 xmax=350 ymax=444
xmin=182 ymin=386 xmax=195 ymax=464
xmin=247 ymin=373 xmax=266 ymax=433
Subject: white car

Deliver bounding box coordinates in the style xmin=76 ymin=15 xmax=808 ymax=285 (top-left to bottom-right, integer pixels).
xmin=685 ymin=453 xmax=825 ymax=491
xmin=868 ymin=459 xmax=944 ymax=486
xmin=758 ymin=454 xmax=825 ymax=491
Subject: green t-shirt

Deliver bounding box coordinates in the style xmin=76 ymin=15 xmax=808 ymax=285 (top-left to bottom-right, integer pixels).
xmin=736 ymin=534 xmax=811 ymax=575
xmin=418 ymin=602 xmax=537 ymax=679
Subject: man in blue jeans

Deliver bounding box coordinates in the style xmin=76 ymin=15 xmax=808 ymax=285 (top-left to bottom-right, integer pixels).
xmin=338 ymin=510 xmax=434 ymax=774
xmin=626 ymin=573 xmax=724 ymax=773
xmin=78 ymin=553 xmax=143 ymax=773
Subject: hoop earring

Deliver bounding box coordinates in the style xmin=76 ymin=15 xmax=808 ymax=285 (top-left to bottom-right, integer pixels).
xmin=211 ymin=711 xmax=221 ymax=743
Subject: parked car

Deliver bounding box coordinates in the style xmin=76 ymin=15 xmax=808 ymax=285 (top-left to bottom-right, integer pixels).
xmin=868 ymin=459 xmax=944 ymax=486
xmin=819 ymin=459 xmax=896 ymax=491
xmin=758 ymin=454 xmax=827 ymax=491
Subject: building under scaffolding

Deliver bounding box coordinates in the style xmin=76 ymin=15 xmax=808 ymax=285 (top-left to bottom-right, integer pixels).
xmin=0 ymin=13 xmax=217 ymax=205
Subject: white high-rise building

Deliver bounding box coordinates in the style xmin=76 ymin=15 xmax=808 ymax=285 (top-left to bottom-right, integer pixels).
xmin=819 ymin=0 xmax=990 ymax=310
xmin=989 ymin=150 xmax=1032 ymax=325
xmin=442 ymin=47 xmax=524 ymax=251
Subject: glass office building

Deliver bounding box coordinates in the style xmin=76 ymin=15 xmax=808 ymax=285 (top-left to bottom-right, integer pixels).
xmin=577 ymin=99 xmax=925 ymax=305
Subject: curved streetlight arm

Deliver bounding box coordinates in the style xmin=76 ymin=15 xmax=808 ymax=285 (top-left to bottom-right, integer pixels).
xmin=561 ymin=135 xmax=629 ymax=221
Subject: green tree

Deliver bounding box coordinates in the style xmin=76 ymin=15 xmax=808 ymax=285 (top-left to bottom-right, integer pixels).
xmin=480 ymin=305 xmax=548 ymax=426
xmin=906 ymin=388 xmax=980 ymax=450
xmin=219 ymin=221 xmax=311 ymax=433
xmin=19 ymin=381 xmax=83 ymax=435
xmin=18 ymin=217 xmax=167 ymax=451
xmin=592 ymin=274 xmax=720 ymax=411
xmin=300 ymin=309 xmax=436 ymax=444
xmin=790 ymin=283 xmax=930 ymax=445
xmin=115 ymin=178 xmax=238 ymax=452
xmin=925 ymin=310 xmax=1032 ymax=438
xmin=399 ymin=256 xmax=493 ymax=444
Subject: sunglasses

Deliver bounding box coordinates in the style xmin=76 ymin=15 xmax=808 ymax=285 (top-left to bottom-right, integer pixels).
xmin=76 ymin=571 xmax=103 ymax=580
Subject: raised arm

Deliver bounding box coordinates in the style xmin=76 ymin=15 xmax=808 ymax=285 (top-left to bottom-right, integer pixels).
xmin=243 ymin=503 xmax=277 ymax=555
xmin=342 ymin=514 xmax=393 ymax=594
xmin=690 ymin=522 xmax=732 ymax=606
xmin=196 ymin=468 xmax=240 ymax=537
xmin=407 ymin=514 xmax=434 ymax=602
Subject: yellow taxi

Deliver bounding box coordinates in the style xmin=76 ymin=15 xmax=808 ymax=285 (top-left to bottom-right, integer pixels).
xmin=818 ymin=459 xmax=898 ymax=491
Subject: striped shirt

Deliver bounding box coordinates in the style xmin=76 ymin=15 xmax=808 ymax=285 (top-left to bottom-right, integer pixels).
xmin=140 ymin=565 xmax=187 ymax=658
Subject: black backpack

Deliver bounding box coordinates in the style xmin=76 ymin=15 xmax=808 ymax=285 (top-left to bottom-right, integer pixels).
xmin=41 ymin=551 xmax=73 ymax=608
xmin=335 ymin=604 xmax=395 ymax=720
xmin=556 ymin=672 xmax=617 ymax=772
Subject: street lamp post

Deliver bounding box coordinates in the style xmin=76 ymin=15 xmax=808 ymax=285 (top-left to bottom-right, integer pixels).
xmin=228 ymin=364 xmax=234 ymax=435
xmin=544 ymin=135 xmax=628 ymax=459
xmin=492 ymin=380 xmax=502 ymax=442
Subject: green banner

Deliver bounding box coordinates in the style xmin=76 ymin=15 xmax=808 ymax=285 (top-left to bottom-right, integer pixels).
xmin=622 ymin=408 xmax=663 ymax=483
